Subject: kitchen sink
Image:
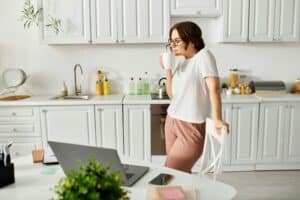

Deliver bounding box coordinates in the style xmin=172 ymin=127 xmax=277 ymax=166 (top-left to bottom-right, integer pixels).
xmin=51 ymin=95 xmax=89 ymax=100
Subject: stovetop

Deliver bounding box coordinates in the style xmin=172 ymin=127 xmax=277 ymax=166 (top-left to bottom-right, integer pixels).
xmin=150 ymin=93 xmax=169 ymax=100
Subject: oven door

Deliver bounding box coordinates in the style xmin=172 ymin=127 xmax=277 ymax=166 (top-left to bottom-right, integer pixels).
xmin=151 ymin=104 xmax=168 ymax=164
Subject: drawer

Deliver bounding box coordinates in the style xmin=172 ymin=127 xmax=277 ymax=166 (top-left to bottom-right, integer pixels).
xmin=0 ymin=123 xmax=41 ymax=137
xmin=0 ymin=107 xmax=39 ymax=122
xmin=0 ymin=138 xmax=42 ymax=159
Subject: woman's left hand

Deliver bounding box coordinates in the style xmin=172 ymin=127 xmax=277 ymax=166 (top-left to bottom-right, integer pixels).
xmin=214 ymin=119 xmax=229 ymax=135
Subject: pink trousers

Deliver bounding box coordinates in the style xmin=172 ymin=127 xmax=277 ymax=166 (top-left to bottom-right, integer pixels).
xmin=164 ymin=115 xmax=206 ymax=173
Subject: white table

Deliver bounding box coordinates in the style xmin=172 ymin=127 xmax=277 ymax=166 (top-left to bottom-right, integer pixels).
xmin=0 ymin=155 xmax=236 ymax=200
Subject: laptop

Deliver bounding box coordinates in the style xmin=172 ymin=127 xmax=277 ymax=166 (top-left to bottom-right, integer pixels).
xmin=48 ymin=141 xmax=149 ymax=186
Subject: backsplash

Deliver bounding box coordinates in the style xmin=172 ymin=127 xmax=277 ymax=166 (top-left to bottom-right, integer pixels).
xmin=0 ymin=1 xmax=300 ymax=95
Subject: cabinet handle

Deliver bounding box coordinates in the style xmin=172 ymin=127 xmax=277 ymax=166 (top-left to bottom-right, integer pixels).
xmin=12 ymin=112 xmax=16 ymax=116
xmin=13 ymin=128 xmax=17 ymax=132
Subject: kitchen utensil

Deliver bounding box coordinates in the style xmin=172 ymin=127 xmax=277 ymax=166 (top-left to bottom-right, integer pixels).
xmin=158 ymin=77 xmax=167 ymax=99
xmin=0 ymin=68 xmax=27 ymax=96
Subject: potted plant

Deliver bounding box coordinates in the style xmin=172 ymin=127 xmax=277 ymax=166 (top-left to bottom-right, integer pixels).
xmin=53 ymin=156 xmax=130 ymax=200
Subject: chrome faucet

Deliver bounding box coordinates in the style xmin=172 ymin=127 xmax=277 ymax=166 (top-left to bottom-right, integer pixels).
xmin=74 ymin=64 xmax=83 ymax=96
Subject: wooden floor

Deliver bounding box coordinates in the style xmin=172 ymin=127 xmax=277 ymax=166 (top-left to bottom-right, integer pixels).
xmin=215 ymin=170 xmax=300 ymax=200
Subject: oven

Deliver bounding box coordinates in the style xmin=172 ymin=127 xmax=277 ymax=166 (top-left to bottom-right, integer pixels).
xmin=151 ymin=104 xmax=168 ymax=164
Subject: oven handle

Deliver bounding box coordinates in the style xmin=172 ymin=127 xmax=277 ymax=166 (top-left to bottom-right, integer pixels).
xmin=160 ymin=117 xmax=166 ymax=140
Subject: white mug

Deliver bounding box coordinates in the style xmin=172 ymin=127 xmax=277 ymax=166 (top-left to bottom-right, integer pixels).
xmin=161 ymin=52 xmax=175 ymax=70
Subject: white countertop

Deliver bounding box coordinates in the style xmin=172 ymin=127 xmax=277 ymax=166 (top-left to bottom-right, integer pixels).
xmin=0 ymin=94 xmax=124 ymax=106
xmin=1 ymin=94 xmax=299 ymax=106
xmin=256 ymin=93 xmax=300 ymax=102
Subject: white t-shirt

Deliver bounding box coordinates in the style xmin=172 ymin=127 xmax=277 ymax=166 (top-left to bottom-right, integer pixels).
xmin=167 ymin=49 xmax=219 ymax=123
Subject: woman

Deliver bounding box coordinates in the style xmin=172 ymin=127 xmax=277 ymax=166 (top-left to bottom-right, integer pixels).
xmin=160 ymin=21 xmax=229 ymax=173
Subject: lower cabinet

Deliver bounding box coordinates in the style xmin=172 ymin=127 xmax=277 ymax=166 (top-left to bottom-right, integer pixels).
xmin=40 ymin=106 xmax=96 ymax=147
xmin=123 ymin=104 xmax=151 ymax=161
xmin=257 ymin=102 xmax=300 ymax=170
xmin=0 ymin=106 xmax=42 ymax=158
xmin=95 ymin=105 xmax=123 ymax=155
xmin=285 ymin=102 xmax=300 ymax=163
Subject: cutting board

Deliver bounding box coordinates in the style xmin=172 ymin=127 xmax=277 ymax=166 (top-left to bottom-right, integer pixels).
xmin=0 ymin=95 xmax=31 ymax=101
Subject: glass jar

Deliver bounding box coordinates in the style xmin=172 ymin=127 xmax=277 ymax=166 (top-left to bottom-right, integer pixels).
xmin=229 ymin=68 xmax=239 ymax=89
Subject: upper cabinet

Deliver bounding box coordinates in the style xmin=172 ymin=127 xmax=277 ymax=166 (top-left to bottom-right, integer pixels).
xmin=170 ymin=0 xmax=222 ymax=17
xmin=40 ymin=0 xmax=91 ymax=44
xmin=91 ymin=0 xmax=170 ymax=44
xmin=41 ymin=0 xmax=170 ymax=44
xmin=249 ymin=0 xmax=300 ymax=42
xmin=219 ymin=0 xmax=300 ymax=42
xmin=220 ymin=0 xmax=250 ymax=42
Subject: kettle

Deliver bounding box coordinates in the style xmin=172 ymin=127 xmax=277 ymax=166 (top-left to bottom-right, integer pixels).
xmin=158 ymin=77 xmax=167 ymax=99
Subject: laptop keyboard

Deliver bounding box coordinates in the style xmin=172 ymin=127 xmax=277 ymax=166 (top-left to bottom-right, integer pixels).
xmin=126 ymin=173 xmax=134 ymax=179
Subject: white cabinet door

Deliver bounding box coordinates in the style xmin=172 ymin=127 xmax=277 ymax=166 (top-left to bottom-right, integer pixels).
xmin=257 ymin=103 xmax=288 ymax=163
xmin=222 ymin=103 xmax=233 ymax=165
xmin=90 ymin=0 xmax=118 ymax=43
xmin=221 ymin=0 xmax=249 ymax=42
xmin=123 ymin=105 xmax=151 ymax=161
xmin=95 ymin=105 xmax=123 ymax=154
xmin=143 ymin=0 xmax=170 ymax=43
xmin=118 ymin=0 xmax=170 ymax=43
xmin=91 ymin=0 xmax=169 ymax=43
xmin=170 ymin=0 xmax=222 ymax=17
xmin=41 ymin=0 xmax=91 ymax=44
xmin=275 ymin=0 xmax=300 ymax=41
xmin=249 ymin=0 xmax=277 ymax=42
xmin=284 ymin=102 xmax=300 ymax=162
xmin=40 ymin=106 xmax=96 ymax=147
xmin=231 ymin=103 xmax=259 ymax=164
xmin=118 ymin=0 xmax=144 ymax=43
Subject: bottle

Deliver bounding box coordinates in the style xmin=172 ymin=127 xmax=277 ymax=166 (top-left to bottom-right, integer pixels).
xmin=128 ymin=77 xmax=135 ymax=95
xmin=229 ymin=68 xmax=239 ymax=89
xmin=143 ymin=72 xmax=150 ymax=95
xmin=96 ymin=80 xmax=103 ymax=96
xmin=61 ymin=80 xmax=68 ymax=97
xmin=137 ymin=77 xmax=143 ymax=95
xmin=103 ymin=79 xmax=111 ymax=95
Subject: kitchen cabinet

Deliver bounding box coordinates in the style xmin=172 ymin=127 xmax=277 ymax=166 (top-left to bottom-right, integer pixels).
xmin=95 ymin=105 xmax=123 ymax=154
xmin=40 ymin=106 xmax=96 ymax=147
xmin=91 ymin=0 xmax=170 ymax=43
xmin=0 ymin=106 xmax=42 ymax=158
xmin=218 ymin=0 xmax=249 ymax=42
xmin=249 ymin=0 xmax=300 ymax=42
xmin=284 ymin=102 xmax=300 ymax=163
xmin=40 ymin=0 xmax=91 ymax=44
xmin=257 ymin=102 xmax=300 ymax=170
xmin=170 ymin=0 xmax=222 ymax=17
xmin=257 ymin=103 xmax=287 ymax=164
xmin=123 ymin=104 xmax=151 ymax=161
xmin=230 ymin=103 xmax=259 ymax=167
xmin=219 ymin=0 xmax=300 ymax=42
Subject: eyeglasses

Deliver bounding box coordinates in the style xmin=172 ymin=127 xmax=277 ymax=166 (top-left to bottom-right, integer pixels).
xmin=167 ymin=38 xmax=183 ymax=47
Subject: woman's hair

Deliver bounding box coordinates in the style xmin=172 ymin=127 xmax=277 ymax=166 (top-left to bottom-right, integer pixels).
xmin=169 ymin=21 xmax=205 ymax=51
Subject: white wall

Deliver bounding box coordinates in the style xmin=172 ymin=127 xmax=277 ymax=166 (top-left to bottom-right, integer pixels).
xmin=1 ymin=0 xmax=300 ymax=95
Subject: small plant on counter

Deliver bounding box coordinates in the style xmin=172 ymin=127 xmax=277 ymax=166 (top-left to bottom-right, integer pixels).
xmin=46 ymin=15 xmax=61 ymax=35
xmin=21 ymin=0 xmax=42 ymax=29
xmin=53 ymin=156 xmax=129 ymax=200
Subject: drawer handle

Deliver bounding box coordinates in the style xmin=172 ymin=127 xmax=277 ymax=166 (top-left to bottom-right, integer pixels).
xmin=13 ymin=128 xmax=18 ymax=132
xmin=12 ymin=112 xmax=16 ymax=116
